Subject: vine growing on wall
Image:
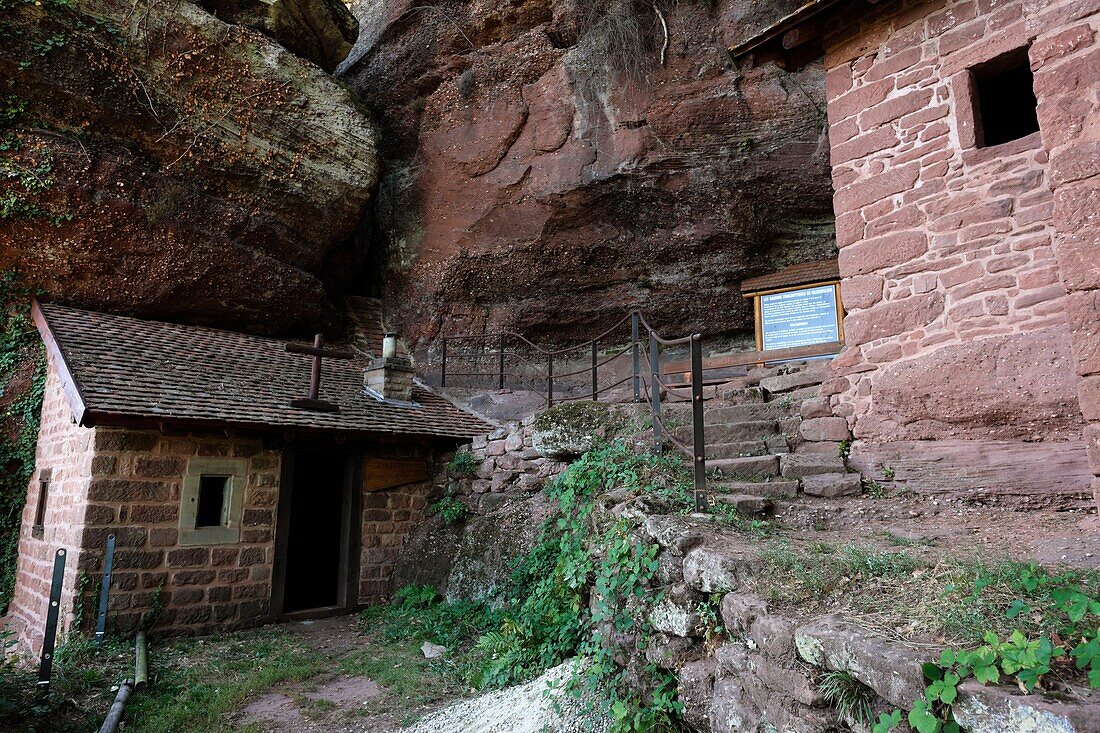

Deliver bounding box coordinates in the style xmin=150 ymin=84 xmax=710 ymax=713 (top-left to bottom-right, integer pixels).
xmin=0 ymin=272 xmax=45 ymax=613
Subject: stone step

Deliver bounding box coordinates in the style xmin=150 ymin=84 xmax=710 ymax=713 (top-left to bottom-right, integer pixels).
xmin=710 ymin=494 xmax=775 ymax=517
xmin=779 ymin=452 xmax=847 ymax=479
xmin=673 ymin=420 xmax=779 ymax=445
xmin=758 ymin=363 xmax=831 ymax=394
xmin=706 ymin=441 xmax=768 ymax=459
xmin=704 ymin=403 xmax=792 ymax=424
xmin=712 ymin=385 xmax=766 ymax=405
xmin=706 ymin=436 xmax=789 ymax=459
xmin=801 ymin=472 xmax=862 ymax=498
xmin=710 ymin=479 xmax=800 ymax=499
xmin=708 ymin=455 xmax=780 ymax=481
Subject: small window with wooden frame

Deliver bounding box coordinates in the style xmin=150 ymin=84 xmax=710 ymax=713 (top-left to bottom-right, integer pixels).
xmin=32 ymin=468 xmax=51 ymax=539
xmin=179 ymin=457 xmax=248 ymax=546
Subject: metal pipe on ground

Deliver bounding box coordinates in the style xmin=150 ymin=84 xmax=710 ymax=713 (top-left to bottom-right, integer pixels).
xmin=98 ymin=679 xmax=134 ymax=733
xmin=135 ymin=631 xmax=148 ymax=690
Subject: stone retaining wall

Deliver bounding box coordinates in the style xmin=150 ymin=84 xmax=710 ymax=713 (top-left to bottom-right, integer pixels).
xmin=441 ymin=421 xmax=570 ymax=508
xmin=639 ymin=515 xmax=1100 ymax=732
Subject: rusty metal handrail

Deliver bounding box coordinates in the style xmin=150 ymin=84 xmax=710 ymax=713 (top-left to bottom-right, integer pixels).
xmin=440 ymin=309 xmax=839 ymax=515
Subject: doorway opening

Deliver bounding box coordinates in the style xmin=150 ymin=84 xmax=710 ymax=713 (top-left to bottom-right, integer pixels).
xmin=282 ymin=452 xmax=351 ymax=614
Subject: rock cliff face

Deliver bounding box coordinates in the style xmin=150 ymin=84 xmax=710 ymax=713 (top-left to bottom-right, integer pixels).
xmin=0 ymin=0 xmax=378 ymax=335
xmin=340 ymin=0 xmax=835 ymax=346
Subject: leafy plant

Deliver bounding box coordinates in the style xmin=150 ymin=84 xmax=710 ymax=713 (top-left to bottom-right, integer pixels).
xmin=0 ymin=272 xmax=46 ymax=613
xmin=818 ymin=669 xmax=874 ymax=726
xmin=447 ymin=451 xmax=480 ymax=477
xmin=430 ymin=493 xmax=469 ymax=524
xmin=838 ymin=438 xmax=851 ymax=459
xmin=466 ymin=441 xmax=689 ymax=731
xmin=871 ymin=709 xmax=902 ymax=733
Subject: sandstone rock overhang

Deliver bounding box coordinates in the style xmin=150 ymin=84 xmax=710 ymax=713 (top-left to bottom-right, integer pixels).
xmin=729 ymin=0 xmax=892 ymax=64
xmin=31 ymin=301 xmax=490 ymax=441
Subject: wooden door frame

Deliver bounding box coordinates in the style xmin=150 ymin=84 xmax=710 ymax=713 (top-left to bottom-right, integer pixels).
xmin=270 ymin=449 xmax=362 ymax=620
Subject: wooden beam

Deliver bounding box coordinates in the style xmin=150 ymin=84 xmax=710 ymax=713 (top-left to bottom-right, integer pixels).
xmin=782 ymin=23 xmax=822 ymax=50
xmin=31 ymin=300 xmax=90 ymax=427
xmin=363 ymin=457 xmax=428 ymax=492
xmin=663 ymin=341 xmax=843 ymax=376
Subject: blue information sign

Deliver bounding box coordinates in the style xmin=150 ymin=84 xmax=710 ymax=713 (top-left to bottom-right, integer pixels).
xmin=760 ymin=284 xmax=840 ymax=351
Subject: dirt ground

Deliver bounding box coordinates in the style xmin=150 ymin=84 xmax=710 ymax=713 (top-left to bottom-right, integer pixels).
xmin=774 ymin=491 xmax=1100 ymax=569
xmin=230 ymin=616 xmax=465 ymax=733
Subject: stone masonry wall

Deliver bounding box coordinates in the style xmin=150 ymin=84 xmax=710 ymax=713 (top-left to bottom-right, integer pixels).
xmin=446 ymin=421 xmax=569 ymax=508
xmin=818 ymin=0 xmax=1095 ymax=508
xmin=7 ymin=367 xmax=95 ymax=656
xmin=1029 ymin=6 xmax=1100 ymax=512
xmin=359 ymin=478 xmax=431 ymax=605
xmin=7 ymin=362 xmax=281 ymax=654
xmin=77 ymin=428 xmax=280 ymax=637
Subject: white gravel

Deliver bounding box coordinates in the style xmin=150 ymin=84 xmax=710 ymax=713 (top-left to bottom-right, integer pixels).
xmin=399 ymin=660 xmax=609 ymax=733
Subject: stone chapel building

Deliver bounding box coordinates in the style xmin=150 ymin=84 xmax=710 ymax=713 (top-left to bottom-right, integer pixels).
xmin=732 ymin=0 xmax=1099 ymax=514
xmin=8 ymin=301 xmax=489 ymax=655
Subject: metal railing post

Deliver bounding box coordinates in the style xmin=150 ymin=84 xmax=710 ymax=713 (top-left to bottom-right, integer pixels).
xmin=649 ymin=331 xmax=661 ymax=453
xmin=37 ymin=547 xmax=66 ymax=694
xmin=690 ymin=333 xmax=708 ymax=513
xmin=591 ymin=341 xmax=598 ymax=401
xmin=440 ymin=337 xmax=447 ymax=387
xmin=94 ymin=533 xmax=115 ymax=646
xmin=631 ymin=312 xmax=640 ymax=402
xmin=498 ymin=334 xmax=505 ymax=391
xmin=547 ymin=354 xmax=554 ymax=408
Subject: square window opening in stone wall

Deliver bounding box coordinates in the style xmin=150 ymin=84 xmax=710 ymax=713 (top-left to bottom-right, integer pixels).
xmin=180 ymin=457 xmax=248 ymax=545
xmin=970 ymin=47 xmax=1039 ymax=148
xmin=196 ymin=475 xmax=230 ymax=528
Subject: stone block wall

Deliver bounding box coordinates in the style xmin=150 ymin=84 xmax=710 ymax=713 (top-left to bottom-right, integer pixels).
xmin=75 ymin=428 xmax=280 ymax=637
xmin=1029 ymin=7 xmax=1100 ymax=511
xmin=359 ymin=479 xmax=431 ymax=605
xmin=443 ymin=422 xmax=569 ymax=509
xmin=818 ymin=0 xmax=1096 ymax=509
xmin=7 ymin=367 xmax=96 ymax=656
xmin=7 ymin=365 xmax=281 ymax=654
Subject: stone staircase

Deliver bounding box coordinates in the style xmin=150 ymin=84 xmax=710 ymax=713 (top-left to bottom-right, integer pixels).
xmin=669 ymin=360 xmax=858 ymax=515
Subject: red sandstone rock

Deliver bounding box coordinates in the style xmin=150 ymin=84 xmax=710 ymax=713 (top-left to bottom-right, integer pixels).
xmin=339 ymin=0 xmax=835 ymax=345
xmin=0 ymin=0 xmax=378 ymax=335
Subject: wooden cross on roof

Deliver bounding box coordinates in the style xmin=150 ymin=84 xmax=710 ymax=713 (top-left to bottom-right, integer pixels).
xmin=286 ymin=333 xmax=354 ymax=413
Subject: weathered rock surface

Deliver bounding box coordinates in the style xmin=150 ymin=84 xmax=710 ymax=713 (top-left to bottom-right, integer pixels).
xmin=0 ymin=0 xmax=378 ymax=335
xmin=444 ymin=492 xmax=552 ymax=604
xmin=800 ymin=472 xmax=861 ymax=498
xmin=854 ymin=329 xmax=1086 ymax=441
xmin=339 ymin=0 xmax=835 ymax=346
xmin=202 ymin=0 xmax=359 ymax=71
xmin=953 ymin=679 xmax=1100 ymax=733
xmin=530 ymin=401 xmax=616 ymax=460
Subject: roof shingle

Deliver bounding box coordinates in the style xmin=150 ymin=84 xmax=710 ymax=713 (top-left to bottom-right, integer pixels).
xmin=741 ymin=258 xmax=839 ymax=295
xmin=36 ymin=302 xmax=491 ymax=440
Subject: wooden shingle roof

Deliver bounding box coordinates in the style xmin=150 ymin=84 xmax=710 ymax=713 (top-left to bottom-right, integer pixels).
xmin=741 ymin=258 xmax=839 ymax=295
xmin=34 ymin=302 xmax=491 ymax=440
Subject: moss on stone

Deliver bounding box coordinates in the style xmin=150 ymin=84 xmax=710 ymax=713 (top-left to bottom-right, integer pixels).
xmin=532 ymin=400 xmax=616 ymax=434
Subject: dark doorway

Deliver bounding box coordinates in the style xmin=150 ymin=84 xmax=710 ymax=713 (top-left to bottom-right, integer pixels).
xmin=282 ymin=452 xmax=349 ymax=613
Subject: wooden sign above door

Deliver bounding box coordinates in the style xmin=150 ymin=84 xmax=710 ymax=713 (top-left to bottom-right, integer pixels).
xmin=363 ymin=457 xmax=429 ymax=492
